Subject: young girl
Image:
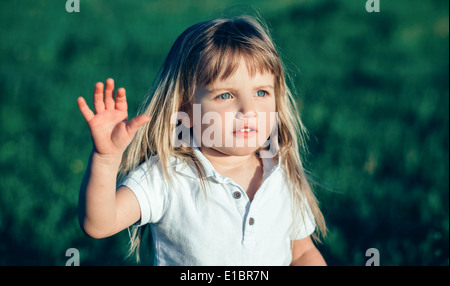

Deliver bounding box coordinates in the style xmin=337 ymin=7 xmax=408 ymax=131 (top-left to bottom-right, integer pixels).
xmin=77 ymin=15 xmax=326 ymax=266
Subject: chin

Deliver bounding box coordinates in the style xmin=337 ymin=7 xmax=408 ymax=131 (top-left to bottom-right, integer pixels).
xmin=214 ymin=146 xmax=260 ymax=157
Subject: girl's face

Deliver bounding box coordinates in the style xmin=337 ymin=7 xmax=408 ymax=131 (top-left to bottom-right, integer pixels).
xmin=192 ymin=58 xmax=277 ymax=157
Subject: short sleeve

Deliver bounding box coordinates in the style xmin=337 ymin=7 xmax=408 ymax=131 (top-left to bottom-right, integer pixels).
xmin=291 ymin=197 xmax=316 ymax=240
xmin=118 ymin=158 xmax=168 ymax=226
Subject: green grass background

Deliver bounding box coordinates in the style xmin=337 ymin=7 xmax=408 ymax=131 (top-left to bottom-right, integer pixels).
xmin=0 ymin=0 xmax=448 ymax=265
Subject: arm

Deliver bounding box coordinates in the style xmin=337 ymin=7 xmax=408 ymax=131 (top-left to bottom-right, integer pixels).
xmin=77 ymin=78 xmax=150 ymax=239
xmin=290 ymin=236 xmax=327 ymax=266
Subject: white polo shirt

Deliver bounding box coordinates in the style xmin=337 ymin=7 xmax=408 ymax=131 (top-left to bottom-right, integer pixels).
xmin=120 ymin=148 xmax=315 ymax=266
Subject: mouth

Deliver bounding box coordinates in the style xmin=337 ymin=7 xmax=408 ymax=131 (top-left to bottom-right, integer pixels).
xmin=233 ymin=126 xmax=257 ymax=137
xmin=237 ymin=128 xmax=255 ymax=132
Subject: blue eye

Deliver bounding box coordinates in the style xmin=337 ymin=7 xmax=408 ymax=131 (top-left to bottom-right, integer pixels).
xmin=218 ymin=93 xmax=232 ymax=100
xmin=256 ymin=90 xmax=267 ymax=97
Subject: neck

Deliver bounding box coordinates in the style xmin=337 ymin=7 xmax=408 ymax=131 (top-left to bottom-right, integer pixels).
xmin=199 ymin=147 xmax=258 ymax=172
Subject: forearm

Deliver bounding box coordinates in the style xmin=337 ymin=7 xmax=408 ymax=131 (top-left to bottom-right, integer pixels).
xmin=78 ymin=150 xmax=122 ymax=238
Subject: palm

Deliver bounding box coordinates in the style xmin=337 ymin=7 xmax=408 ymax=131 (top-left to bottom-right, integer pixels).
xmin=87 ymin=108 xmax=130 ymax=154
xmin=77 ymin=79 xmax=150 ymax=156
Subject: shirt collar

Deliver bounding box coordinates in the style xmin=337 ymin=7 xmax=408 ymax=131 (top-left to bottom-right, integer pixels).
xmin=174 ymin=147 xmax=280 ymax=182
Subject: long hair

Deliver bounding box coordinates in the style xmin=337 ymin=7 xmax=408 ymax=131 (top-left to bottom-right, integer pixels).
xmin=119 ymin=15 xmax=326 ymax=263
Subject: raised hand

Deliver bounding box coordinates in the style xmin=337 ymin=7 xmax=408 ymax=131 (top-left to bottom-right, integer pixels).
xmin=77 ymin=78 xmax=150 ymax=157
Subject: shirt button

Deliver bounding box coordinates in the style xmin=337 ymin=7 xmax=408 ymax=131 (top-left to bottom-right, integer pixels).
xmin=233 ymin=191 xmax=241 ymax=199
xmin=249 ymin=217 xmax=255 ymax=226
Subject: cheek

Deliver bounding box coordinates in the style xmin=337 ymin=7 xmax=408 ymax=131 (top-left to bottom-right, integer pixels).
xmin=199 ymin=103 xmax=232 ymax=130
xmin=256 ymin=113 xmax=276 ymax=138
xmin=259 ymin=102 xmax=277 ymax=133
xmin=193 ymin=110 xmax=228 ymax=147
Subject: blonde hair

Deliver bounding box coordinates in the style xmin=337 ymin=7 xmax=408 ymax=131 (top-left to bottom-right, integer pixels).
xmin=119 ymin=15 xmax=326 ymax=263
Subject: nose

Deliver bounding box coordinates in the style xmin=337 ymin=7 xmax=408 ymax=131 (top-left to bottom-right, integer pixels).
xmin=235 ymin=98 xmax=256 ymax=119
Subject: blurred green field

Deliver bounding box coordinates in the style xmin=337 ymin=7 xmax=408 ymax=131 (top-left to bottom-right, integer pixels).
xmin=0 ymin=0 xmax=448 ymax=265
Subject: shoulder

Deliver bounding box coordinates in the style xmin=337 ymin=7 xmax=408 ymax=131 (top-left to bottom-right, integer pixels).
xmin=125 ymin=156 xmax=165 ymax=182
xmin=124 ymin=153 xmax=200 ymax=185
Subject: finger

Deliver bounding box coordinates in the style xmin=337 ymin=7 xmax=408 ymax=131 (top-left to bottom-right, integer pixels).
xmin=126 ymin=115 xmax=151 ymax=137
xmin=104 ymin=78 xmax=115 ymax=110
xmin=77 ymin=97 xmax=95 ymax=122
xmin=93 ymin=82 xmax=105 ymax=114
xmin=115 ymin=87 xmax=128 ymax=111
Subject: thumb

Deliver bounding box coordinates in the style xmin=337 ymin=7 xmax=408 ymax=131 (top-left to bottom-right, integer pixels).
xmin=126 ymin=115 xmax=151 ymax=137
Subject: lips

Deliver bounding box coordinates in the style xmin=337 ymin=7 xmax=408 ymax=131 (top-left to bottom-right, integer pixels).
xmin=233 ymin=123 xmax=257 ymax=137
xmin=237 ymin=128 xmax=255 ymax=132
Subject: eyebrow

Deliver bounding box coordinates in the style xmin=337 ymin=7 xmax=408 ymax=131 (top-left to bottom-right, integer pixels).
xmin=208 ymin=84 xmax=274 ymax=93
